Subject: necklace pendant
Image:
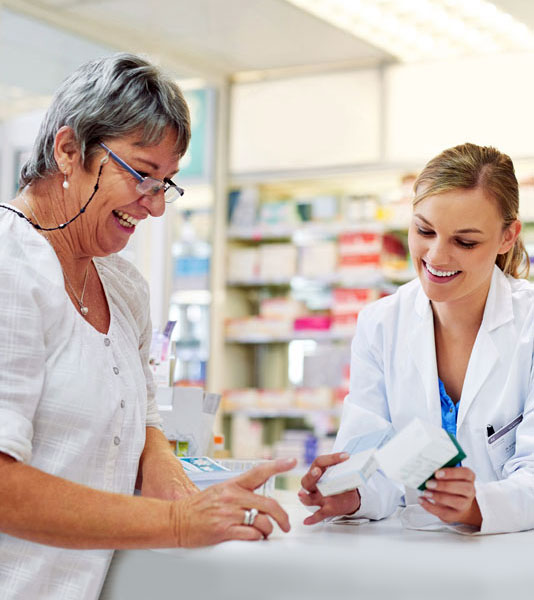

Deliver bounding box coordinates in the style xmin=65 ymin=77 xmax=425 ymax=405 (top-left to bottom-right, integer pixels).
xmin=80 ymin=305 xmax=89 ymax=316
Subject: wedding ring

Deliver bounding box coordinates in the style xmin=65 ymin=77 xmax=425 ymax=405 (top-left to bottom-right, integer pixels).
xmin=243 ymin=508 xmax=259 ymax=526
xmin=248 ymin=508 xmax=258 ymax=526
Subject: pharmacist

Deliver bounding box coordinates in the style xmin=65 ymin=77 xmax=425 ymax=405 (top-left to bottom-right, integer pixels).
xmin=0 ymin=53 xmax=295 ymax=600
xmin=299 ymin=143 xmax=534 ymax=535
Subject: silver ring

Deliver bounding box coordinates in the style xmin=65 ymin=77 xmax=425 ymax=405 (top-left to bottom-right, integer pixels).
xmin=243 ymin=508 xmax=259 ymax=526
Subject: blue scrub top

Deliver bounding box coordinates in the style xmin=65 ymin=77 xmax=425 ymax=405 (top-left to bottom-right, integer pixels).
xmin=439 ymin=378 xmax=459 ymax=437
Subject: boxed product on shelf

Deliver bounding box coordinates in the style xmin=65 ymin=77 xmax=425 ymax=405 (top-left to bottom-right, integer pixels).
xmin=337 ymin=231 xmax=383 ymax=281
xmin=222 ymin=388 xmax=260 ymax=411
xmin=332 ymin=288 xmax=378 ymax=314
xmin=295 ymin=387 xmax=333 ymax=410
xmin=331 ymin=287 xmax=378 ymax=335
xmin=231 ymin=414 xmax=266 ymax=459
xmin=258 ymin=243 xmax=297 ymax=280
xmin=302 ymin=343 xmax=351 ymax=389
xmin=272 ymin=429 xmax=315 ymax=466
xmin=293 ymin=315 xmax=332 ymax=332
xmin=228 ymin=186 xmax=260 ymax=228
xmin=258 ymin=200 xmax=300 ymax=227
xmin=227 ymin=247 xmax=259 ymax=281
xmin=338 ymin=252 xmax=382 ymax=281
xmin=260 ymin=297 xmax=306 ymax=319
xmin=331 ymin=313 xmax=359 ymax=336
xmin=343 ymin=194 xmax=379 ymax=223
xmin=259 ymin=389 xmax=296 ymax=410
xmin=298 ymin=241 xmax=338 ymax=279
xmin=225 ymin=316 xmax=293 ymax=339
xmin=309 ymin=195 xmax=338 ymax=221
xmin=338 ymin=231 xmax=383 ymax=254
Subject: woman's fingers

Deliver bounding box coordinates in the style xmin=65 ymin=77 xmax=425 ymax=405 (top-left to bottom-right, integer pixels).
xmin=228 ymin=526 xmax=265 ymax=542
xmin=249 ymin=513 xmax=273 ymax=538
xmin=297 ymin=488 xmax=324 ymax=507
xmin=433 ymin=467 xmax=475 ymax=482
xmin=424 ymin=480 xmax=474 ymax=498
xmin=236 ymin=458 xmax=297 ymax=492
xmin=238 ymin=492 xmax=291 ymax=532
xmin=300 ymin=453 xmax=350 ymax=492
xmin=302 ymin=489 xmax=361 ymax=525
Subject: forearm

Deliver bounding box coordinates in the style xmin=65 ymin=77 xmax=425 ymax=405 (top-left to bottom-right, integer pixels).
xmin=137 ymin=427 xmax=198 ymax=499
xmin=0 ymin=454 xmax=176 ymax=550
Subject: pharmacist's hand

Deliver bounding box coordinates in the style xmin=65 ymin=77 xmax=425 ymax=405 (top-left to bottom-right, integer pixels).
xmin=141 ymin=453 xmax=199 ymax=501
xmin=171 ymin=458 xmax=297 ymax=547
xmin=298 ymin=453 xmax=361 ymax=525
xmin=419 ymin=467 xmax=482 ymax=528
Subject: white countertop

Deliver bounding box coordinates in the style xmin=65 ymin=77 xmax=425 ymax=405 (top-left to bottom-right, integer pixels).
xmin=100 ymin=491 xmax=534 ymax=600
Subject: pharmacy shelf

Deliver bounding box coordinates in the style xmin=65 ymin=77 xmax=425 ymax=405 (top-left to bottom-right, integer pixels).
xmin=227 ymin=221 xmax=385 ymax=242
xmin=226 ymin=272 xmax=414 ymax=288
xmin=225 ymin=331 xmax=353 ymax=344
xmin=227 ymin=277 xmax=292 ymax=287
xmin=222 ymin=407 xmax=342 ymax=418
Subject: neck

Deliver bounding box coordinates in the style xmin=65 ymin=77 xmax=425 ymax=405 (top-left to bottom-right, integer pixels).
xmin=431 ymin=284 xmax=490 ymax=339
xmin=16 ymin=181 xmax=92 ymax=274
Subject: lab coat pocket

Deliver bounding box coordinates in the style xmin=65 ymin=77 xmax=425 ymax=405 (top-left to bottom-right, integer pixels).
xmin=486 ymin=414 xmax=523 ymax=477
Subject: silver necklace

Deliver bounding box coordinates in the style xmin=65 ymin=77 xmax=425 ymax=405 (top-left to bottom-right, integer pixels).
xmin=22 ymin=196 xmax=90 ymax=317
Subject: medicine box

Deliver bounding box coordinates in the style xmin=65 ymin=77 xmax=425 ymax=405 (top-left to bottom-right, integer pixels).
xmin=316 ymin=427 xmax=393 ymax=497
xmin=375 ymin=418 xmax=466 ymax=490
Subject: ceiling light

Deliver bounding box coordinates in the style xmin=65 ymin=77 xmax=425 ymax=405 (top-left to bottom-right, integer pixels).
xmin=285 ymin=0 xmax=534 ymax=62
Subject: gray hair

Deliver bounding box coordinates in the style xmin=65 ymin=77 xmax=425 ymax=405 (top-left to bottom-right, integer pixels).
xmin=20 ymin=53 xmax=191 ymax=189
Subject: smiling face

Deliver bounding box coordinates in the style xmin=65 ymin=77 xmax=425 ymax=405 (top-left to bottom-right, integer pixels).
xmin=66 ymin=128 xmax=180 ymax=257
xmin=408 ymin=186 xmax=519 ymax=308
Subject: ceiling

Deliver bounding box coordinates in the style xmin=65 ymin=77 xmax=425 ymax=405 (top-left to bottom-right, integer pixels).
xmin=2 ymin=0 xmax=534 ymax=118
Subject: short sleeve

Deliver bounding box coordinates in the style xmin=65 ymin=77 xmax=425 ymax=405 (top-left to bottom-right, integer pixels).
xmin=0 ymin=228 xmax=60 ymax=463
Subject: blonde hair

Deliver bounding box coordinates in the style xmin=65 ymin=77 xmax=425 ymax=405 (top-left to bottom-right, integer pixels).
xmin=413 ymin=143 xmax=529 ymax=279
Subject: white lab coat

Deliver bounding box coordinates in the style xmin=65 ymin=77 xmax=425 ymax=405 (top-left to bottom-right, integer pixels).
xmin=334 ymin=266 xmax=534 ymax=534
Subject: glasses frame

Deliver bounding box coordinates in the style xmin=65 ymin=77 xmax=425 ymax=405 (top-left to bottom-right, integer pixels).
xmin=99 ymin=142 xmax=184 ymax=203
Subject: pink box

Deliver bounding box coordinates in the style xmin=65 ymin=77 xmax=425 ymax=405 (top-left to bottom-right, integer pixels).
xmin=293 ymin=316 xmax=332 ymax=331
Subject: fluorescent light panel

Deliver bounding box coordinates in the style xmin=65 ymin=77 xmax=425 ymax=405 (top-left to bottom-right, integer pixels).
xmin=285 ymin=0 xmax=534 ymax=62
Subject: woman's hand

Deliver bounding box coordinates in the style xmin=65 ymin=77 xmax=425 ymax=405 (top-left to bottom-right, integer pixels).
xmin=171 ymin=458 xmax=297 ymax=547
xmin=419 ymin=467 xmax=482 ymax=528
xmin=298 ymin=453 xmax=361 ymax=525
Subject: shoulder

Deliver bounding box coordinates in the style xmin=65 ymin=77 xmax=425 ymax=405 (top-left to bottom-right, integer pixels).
xmin=506 ymin=273 xmax=534 ymax=321
xmin=0 ymin=205 xmax=63 ymax=286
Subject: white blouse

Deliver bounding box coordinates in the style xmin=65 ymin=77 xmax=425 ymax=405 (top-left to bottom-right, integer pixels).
xmin=0 ymin=205 xmax=162 ymax=600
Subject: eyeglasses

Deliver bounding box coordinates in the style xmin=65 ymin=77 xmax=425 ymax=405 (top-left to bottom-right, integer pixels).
xmin=99 ymin=142 xmax=184 ymax=204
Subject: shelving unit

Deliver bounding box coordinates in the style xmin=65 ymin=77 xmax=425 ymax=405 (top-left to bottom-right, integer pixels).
xmin=214 ymin=166 xmax=418 ymax=464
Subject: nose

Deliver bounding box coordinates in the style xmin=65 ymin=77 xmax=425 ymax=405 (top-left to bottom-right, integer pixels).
xmin=425 ymin=237 xmax=450 ymax=266
xmin=138 ymin=191 xmax=166 ymax=218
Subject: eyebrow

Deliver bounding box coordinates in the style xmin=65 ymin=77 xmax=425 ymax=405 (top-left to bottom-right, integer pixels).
xmin=414 ymin=214 xmax=484 ymax=235
xmin=135 ymin=157 xmax=180 ymax=178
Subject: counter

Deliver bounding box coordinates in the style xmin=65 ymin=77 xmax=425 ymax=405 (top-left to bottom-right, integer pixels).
xmin=100 ymin=491 xmax=534 ymax=600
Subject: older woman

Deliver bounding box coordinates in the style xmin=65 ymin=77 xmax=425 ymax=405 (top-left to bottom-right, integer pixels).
xmin=0 ymin=54 xmax=295 ymax=600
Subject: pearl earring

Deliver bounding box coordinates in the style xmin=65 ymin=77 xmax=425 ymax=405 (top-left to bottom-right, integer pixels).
xmin=62 ymin=172 xmax=70 ymax=190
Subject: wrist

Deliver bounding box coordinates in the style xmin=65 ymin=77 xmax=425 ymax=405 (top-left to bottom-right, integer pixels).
xmin=170 ymin=497 xmax=192 ymax=548
xmin=462 ymin=499 xmax=482 ymax=528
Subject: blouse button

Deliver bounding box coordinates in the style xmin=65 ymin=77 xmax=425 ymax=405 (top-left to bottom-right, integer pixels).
xmin=113 ymin=367 xmax=119 ymax=375
xmin=104 ymin=338 xmax=111 ymax=347
xmin=120 ymin=399 xmax=125 ymax=409
xmin=114 ymin=436 xmax=121 ymax=446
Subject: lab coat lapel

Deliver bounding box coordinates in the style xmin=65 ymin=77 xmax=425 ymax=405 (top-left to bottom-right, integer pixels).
xmin=457 ymin=267 xmax=513 ymax=429
xmin=409 ymin=285 xmax=441 ymax=427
